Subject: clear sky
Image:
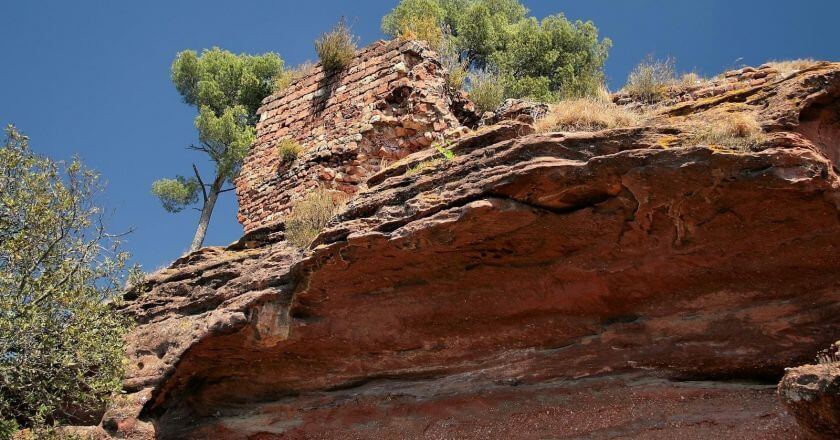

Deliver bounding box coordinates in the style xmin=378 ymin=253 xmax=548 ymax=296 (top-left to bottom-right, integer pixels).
xmin=2 ymin=0 xmax=838 ymax=271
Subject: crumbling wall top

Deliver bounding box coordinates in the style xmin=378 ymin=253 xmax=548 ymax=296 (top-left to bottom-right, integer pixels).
xmin=235 ymin=39 xmax=468 ymax=232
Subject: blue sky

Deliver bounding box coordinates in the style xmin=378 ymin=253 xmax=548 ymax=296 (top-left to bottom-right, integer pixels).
xmin=1 ymin=0 xmax=838 ymax=271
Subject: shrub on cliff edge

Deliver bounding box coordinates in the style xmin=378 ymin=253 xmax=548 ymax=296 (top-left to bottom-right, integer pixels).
xmin=623 ymin=55 xmax=676 ymax=103
xmin=277 ymin=139 xmax=302 ymax=164
xmin=381 ymin=0 xmax=612 ymax=101
xmin=285 ymin=188 xmax=347 ymax=248
xmin=316 ymin=19 xmax=358 ymax=71
xmin=467 ymin=69 xmax=505 ymax=112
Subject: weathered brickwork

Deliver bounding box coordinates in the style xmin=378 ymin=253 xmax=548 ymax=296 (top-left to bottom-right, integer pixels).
xmin=235 ymin=39 xmax=468 ymax=232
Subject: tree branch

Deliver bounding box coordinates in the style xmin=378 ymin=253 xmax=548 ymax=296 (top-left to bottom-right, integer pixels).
xmin=218 ymin=187 xmax=236 ymax=193
xmin=186 ymin=144 xmax=210 ymax=154
xmin=192 ymin=164 xmax=208 ymax=203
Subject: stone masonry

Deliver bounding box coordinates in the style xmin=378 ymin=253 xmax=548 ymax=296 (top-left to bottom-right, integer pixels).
xmin=235 ymin=39 xmax=469 ymax=232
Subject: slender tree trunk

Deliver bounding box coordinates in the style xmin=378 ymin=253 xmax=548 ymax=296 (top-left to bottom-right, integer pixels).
xmin=188 ymin=173 xmax=224 ymax=253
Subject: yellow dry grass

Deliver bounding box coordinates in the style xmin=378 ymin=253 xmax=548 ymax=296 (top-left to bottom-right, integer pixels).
xmin=535 ymin=98 xmax=642 ymax=132
xmin=765 ymin=58 xmax=818 ymax=76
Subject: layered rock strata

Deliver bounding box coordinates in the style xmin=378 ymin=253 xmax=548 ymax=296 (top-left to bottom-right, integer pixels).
xmin=99 ymin=43 xmax=840 ymax=439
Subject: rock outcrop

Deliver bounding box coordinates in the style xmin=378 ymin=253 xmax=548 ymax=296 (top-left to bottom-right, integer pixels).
xmin=98 ymin=42 xmax=840 ymax=439
xmin=779 ymin=342 xmax=840 ymax=439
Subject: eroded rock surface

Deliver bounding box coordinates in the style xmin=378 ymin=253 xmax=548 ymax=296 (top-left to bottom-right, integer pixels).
xmin=100 ymin=50 xmax=840 ymax=439
xmin=779 ymin=342 xmax=840 ymax=439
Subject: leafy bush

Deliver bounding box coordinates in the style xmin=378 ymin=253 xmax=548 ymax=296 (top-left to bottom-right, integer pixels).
xmin=277 ymin=139 xmax=302 ymax=164
xmin=381 ymin=0 xmax=611 ymax=100
xmin=468 ymin=69 xmax=505 ymax=112
xmin=689 ymin=112 xmax=765 ymax=151
xmin=316 ymin=19 xmax=357 ymax=71
xmin=0 ymin=126 xmax=129 ymax=431
xmin=285 ymin=188 xmax=347 ymax=248
xmin=491 ymin=14 xmax=611 ymax=100
xmin=623 ymin=55 xmax=676 ymax=103
xmin=535 ymin=98 xmax=642 ymax=132
xmin=151 ymin=176 xmax=200 ymax=213
xmin=397 ymin=14 xmax=446 ymax=50
xmin=171 ymin=47 xmax=284 ymax=125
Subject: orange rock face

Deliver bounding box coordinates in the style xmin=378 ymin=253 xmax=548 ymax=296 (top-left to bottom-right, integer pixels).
xmin=100 ymin=44 xmax=840 ymax=439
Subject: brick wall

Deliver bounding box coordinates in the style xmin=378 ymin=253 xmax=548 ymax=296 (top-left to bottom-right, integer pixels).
xmin=235 ymin=39 xmax=467 ymax=232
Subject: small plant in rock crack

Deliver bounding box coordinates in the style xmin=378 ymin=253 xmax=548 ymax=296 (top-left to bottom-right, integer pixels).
xmin=434 ymin=141 xmax=456 ymax=160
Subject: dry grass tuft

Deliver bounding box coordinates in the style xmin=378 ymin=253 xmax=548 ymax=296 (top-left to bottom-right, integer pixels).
xmin=316 ymin=19 xmax=357 ymax=71
xmin=623 ymin=55 xmax=676 ymax=103
xmin=689 ymin=112 xmax=765 ymax=151
xmin=678 ymin=72 xmax=711 ymax=88
xmin=285 ymin=188 xmax=347 ymax=248
xmin=765 ymin=58 xmax=819 ymax=77
xmin=277 ymin=138 xmax=302 ymax=164
xmin=274 ymin=61 xmax=316 ymax=92
xmin=535 ymin=98 xmax=642 ymax=132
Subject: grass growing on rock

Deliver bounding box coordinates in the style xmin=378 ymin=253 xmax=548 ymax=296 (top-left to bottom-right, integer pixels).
xmin=405 ymin=158 xmax=444 ymax=176
xmin=765 ymin=58 xmax=819 ymax=77
xmin=277 ymin=138 xmax=302 ymax=164
xmin=688 ymin=112 xmax=765 ymax=151
xmin=535 ymin=98 xmax=642 ymax=132
xmin=315 ymin=19 xmax=357 ymax=71
xmin=285 ymin=188 xmax=347 ymax=248
xmin=274 ymin=61 xmax=316 ymax=92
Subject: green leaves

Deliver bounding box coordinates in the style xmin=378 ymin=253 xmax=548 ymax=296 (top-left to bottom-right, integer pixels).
xmin=195 ymin=105 xmax=255 ymax=180
xmin=0 ymin=125 xmax=129 ymax=430
xmin=171 ymin=47 xmax=284 ymax=123
xmin=382 ymin=0 xmax=611 ymax=102
xmin=151 ymin=176 xmax=200 ymax=213
xmin=158 ymin=47 xmax=279 ymax=240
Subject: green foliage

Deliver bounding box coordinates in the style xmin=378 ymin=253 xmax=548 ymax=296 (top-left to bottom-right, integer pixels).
xmin=382 ymin=0 xmax=610 ymax=101
xmin=315 ymin=19 xmax=358 ymax=71
xmin=194 ymin=105 xmax=255 ymax=180
xmin=492 ymin=14 xmax=611 ymax=100
xmin=276 ymin=139 xmax=302 ymax=164
xmin=160 ymin=47 xmax=282 ymax=252
xmin=171 ymin=47 xmax=284 ymax=124
xmin=125 ymin=264 xmax=146 ymax=290
xmin=0 ymin=419 xmax=17 ymax=440
xmin=382 ymin=0 xmax=446 ymax=38
xmin=406 ymin=158 xmax=443 ymax=176
xmin=151 ymin=176 xmax=199 ymax=213
xmin=623 ymin=55 xmax=676 ymax=103
xmin=434 ymin=141 xmax=456 ymax=160
xmin=285 ymin=188 xmax=346 ymax=249
xmin=467 ymin=69 xmax=505 ymax=112
xmin=0 ymin=126 xmax=129 ymax=431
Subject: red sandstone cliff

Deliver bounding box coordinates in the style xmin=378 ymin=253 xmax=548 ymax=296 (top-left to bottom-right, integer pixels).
xmin=85 ymin=41 xmax=840 ymax=439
